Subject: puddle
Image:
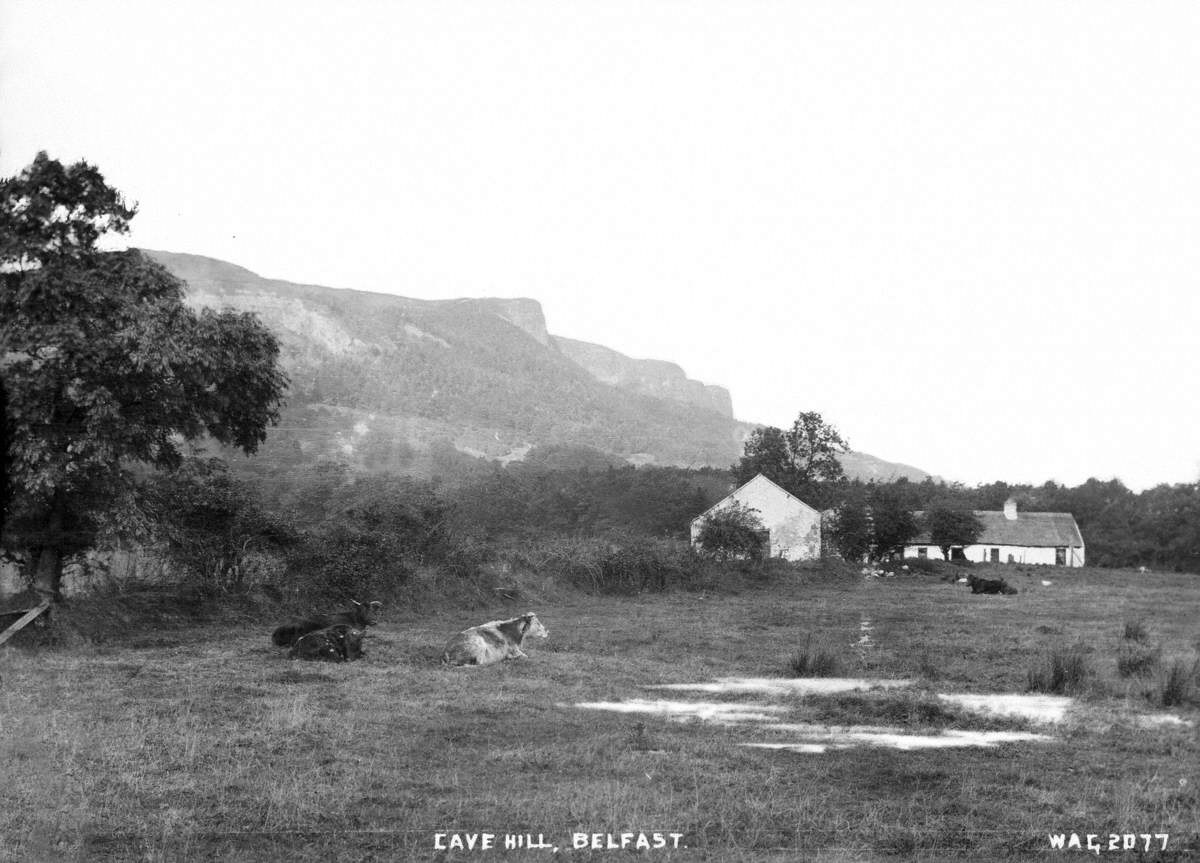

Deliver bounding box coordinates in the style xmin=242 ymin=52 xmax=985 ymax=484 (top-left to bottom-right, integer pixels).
xmin=571 ymin=699 xmax=786 ymax=724
xmin=938 ymin=693 xmax=1072 ymax=724
xmin=645 ymin=677 xmax=913 ymax=697
xmin=745 ymin=726 xmax=1053 ymax=753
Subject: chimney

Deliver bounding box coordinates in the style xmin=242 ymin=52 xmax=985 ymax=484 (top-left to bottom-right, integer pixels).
xmin=1003 ymin=497 xmax=1018 ymax=520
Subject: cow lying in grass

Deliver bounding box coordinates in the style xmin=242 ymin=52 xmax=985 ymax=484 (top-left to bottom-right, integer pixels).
xmin=967 ymin=574 xmax=1018 ymax=595
xmin=288 ymin=624 xmax=365 ymax=662
xmin=271 ymin=600 xmax=382 ymax=647
xmin=441 ymin=612 xmax=549 ymax=667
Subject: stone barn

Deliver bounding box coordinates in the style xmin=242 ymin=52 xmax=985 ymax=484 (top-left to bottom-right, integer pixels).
xmin=690 ymin=473 xmax=822 ymax=562
xmin=904 ymin=497 xmax=1085 ymax=566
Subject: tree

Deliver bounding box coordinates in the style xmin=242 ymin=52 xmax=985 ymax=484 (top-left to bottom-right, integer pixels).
xmin=829 ymin=498 xmax=872 ymax=562
xmin=694 ymin=502 xmax=767 ymax=561
xmin=732 ymin=411 xmax=850 ymax=492
xmin=1 ymin=153 xmax=288 ymax=600
xmin=925 ymin=504 xmax=984 ymax=561
xmin=868 ymin=484 xmax=920 ymax=560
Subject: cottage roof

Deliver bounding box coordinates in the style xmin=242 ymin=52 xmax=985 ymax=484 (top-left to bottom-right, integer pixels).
xmin=690 ymin=473 xmax=818 ymax=523
xmin=911 ymin=511 xmax=1084 ymax=548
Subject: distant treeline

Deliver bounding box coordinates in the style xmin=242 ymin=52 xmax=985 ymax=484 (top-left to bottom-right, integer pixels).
xmin=790 ymin=474 xmax=1200 ymax=573
xmin=240 ymin=444 xmax=1199 ymax=572
xmin=9 ymin=447 xmax=1195 ymax=605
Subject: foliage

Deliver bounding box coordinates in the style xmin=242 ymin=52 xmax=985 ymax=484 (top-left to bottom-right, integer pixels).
xmin=828 ymin=499 xmax=872 ymax=562
xmin=867 ymin=484 xmax=920 ymax=560
xmin=694 ymin=501 xmax=767 ymax=561
xmin=442 ymin=462 xmax=721 ymax=541
xmin=1 ymin=153 xmax=287 ymax=598
xmin=732 ymin=411 xmax=849 ymax=493
xmin=505 ymin=534 xmax=707 ymax=594
xmin=133 ymin=458 xmax=295 ymax=592
xmin=284 ymin=523 xmax=412 ymax=605
xmin=924 ymin=505 xmax=984 ymax=560
xmin=0 ymin=151 xmax=136 ymax=267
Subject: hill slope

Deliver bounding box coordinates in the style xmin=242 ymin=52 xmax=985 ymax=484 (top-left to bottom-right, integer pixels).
xmin=145 ymin=250 xmax=929 ymax=481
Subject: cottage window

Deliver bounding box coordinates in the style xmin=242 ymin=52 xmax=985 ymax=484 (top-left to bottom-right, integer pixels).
xmin=1055 ymin=547 xmax=1066 ymax=565
xmin=917 ymin=547 xmax=928 ymax=559
xmin=989 ymin=548 xmax=1000 ymax=563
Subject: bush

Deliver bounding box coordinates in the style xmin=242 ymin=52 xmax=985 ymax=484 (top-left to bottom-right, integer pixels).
xmin=1027 ymin=644 xmax=1091 ymax=694
xmin=506 ymin=535 xmax=706 ymax=595
xmin=284 ymin=525 xmax=410 ymax=604
xmin=788 ymin=636 xmax=842 ymax=677
xmin=694 ymin=502 xmax=766 ymax=562
xmin=902 ymin=556 xmax=942 ymax=575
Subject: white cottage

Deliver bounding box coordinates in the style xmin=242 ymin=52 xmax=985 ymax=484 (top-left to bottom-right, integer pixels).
xmin=904 ymin=498 xmax=1085 ymax=567
xmin=690 ymin=473 xmax=822 ymax=561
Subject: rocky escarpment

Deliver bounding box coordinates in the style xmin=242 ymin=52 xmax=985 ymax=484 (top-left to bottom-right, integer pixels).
xmin=553 ymin=337 xmax=733 ymax=418
xmin=143 ymin=249 xmax=930 ymax=483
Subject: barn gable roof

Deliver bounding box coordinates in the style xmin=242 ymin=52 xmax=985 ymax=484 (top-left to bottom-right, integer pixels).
xmin=691 ymin=473 xmax=820 ymax=524
xmin=910 ymin=511 xmax=1084 ymax=548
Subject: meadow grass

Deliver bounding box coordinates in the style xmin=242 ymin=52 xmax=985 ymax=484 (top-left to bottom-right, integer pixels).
xmin=1 ymin=563 xmax=1197 ymax=861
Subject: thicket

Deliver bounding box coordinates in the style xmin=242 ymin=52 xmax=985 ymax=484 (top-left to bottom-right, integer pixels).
xmin=6 ymin=448 xmax=1200 ymax=608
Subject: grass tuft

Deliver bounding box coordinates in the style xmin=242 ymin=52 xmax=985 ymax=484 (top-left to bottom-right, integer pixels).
xmin=788 ymin=635 xmax=842 ymax=677
xmin=1116 ymin=642 xmax=1160 ymax=678
xmin=1027 ymin=644 xmax=1091 ymax=694
xmin=1123 ymin=619 xmax=1149 ymax=643
xmin=1158 ymin=657 xmax=1200 ymax=707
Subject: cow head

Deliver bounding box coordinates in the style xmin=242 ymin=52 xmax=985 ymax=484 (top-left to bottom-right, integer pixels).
xmin=350 ymin=599 xmax=383 ymax=626
xmin=520 ymin=612 xmax=548 ymax=639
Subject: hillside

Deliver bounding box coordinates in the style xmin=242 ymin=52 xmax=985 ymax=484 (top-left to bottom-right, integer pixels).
xmin=144 ymin=250 xmax=929 ymax=481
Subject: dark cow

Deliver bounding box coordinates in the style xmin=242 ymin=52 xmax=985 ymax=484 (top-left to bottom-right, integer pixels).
xmin=271 ymin=599 xmax=383 ymax=647
xmin=441 ymin=612 xmax=549 ymax=667
xmin=967 ymin=574 xmax=1018 ymax=595
xmin=288 ymin=624 xmax=365 ymax=662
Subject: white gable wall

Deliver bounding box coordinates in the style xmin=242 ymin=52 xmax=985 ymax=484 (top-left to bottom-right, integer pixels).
xmin=690 ymin=475 xmax=821 ymax=561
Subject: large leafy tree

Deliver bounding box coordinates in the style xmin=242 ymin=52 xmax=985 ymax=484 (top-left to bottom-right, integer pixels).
xmin=1 ymin=152 xmax=288 ymax=599
xmin=867 ymin=484 xmax=920 ymax=560
xmin=925 ymin=504 xmax=984 ymax=560
xmin=733 ymin=411 xmax=850 ymax=493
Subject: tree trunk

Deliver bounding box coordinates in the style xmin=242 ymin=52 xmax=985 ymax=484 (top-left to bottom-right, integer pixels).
xmin=32 ymin=498 xmax=65 ymax=601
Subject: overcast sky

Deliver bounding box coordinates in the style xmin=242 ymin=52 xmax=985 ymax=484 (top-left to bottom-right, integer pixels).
xmin=4 ymin=1 xmax=1198 ymax=490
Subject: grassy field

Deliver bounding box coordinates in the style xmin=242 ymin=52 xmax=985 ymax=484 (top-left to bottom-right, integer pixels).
xmin=2 ymin=563 xmax=1198 ymax=862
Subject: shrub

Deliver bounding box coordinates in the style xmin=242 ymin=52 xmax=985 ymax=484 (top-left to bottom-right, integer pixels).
xmin=284 ymin=525 xmax=410 ymax=604
xmin=1027 ymin=644 xmax=1091 ymax=694
xmin=505 ymin=535 xmax=705 ymax=595
xmin=902 ymin=556 xmax=941 ymax=575
xmin=694 ymin=502 xmax=767 ymax=562
xmin=788 ymin=636 xmax=841 ymax=677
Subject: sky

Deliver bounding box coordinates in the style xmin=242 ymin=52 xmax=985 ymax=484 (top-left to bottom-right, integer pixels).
xmin=3 ymin=1 xmax=1198 ymax=491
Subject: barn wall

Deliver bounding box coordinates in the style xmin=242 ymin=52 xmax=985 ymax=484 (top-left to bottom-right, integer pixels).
xmin=691 ymin=477 xmax=821 ymax=561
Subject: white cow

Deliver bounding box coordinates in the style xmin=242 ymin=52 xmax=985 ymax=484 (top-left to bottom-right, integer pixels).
xmin=441 ymin=612 xmax=549 ymax=667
